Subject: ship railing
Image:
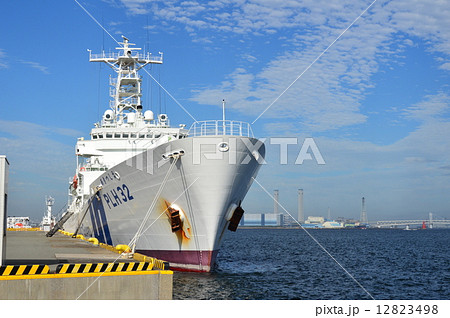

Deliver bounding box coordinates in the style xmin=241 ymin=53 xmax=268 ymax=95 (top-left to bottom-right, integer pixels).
xmin=188 ymin=120 xmax=254 ymax=138
xmin=89 ymin=51 xmax=163 ymax=63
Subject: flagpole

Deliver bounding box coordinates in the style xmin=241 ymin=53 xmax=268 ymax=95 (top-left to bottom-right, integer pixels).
xmin=222 ymin=99 xmax=226 ymax=135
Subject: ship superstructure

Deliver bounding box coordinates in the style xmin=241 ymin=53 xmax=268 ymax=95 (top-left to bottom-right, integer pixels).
xmin=69 ymin=37 xmax=184 ymax=207
xmin=64 ymin=37 xmax=265 ymax=271
xmin=41 ymin=196 xmax=56 ymax=231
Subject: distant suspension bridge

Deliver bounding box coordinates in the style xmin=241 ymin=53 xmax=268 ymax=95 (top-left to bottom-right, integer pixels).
xmin=370 ymin=213 xmax=450 ymax=228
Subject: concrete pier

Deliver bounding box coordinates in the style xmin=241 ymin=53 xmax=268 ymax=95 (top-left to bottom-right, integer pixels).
xmin=5 ymin=231 xmax=127 ymax=267
xmin=0 ymin=231 xmax=173 ymax=299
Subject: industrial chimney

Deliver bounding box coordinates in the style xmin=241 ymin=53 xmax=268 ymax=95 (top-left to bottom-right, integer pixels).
xmin=298 ymin=189 xmax=304 ymax=223
xmin=274 ymin=190 xmax=279 ymax=215
xmin=361 ymin=197 xmax=368 ymax=224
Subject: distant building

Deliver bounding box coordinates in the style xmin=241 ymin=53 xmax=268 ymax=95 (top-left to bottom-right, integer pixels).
xmin=241 ymin=214 xmax=263 ymax=226
xmin=305 ymin=216 xmax=324 ymax=224
xmin=302 ymin=216 xmax=343 ymax=228
xmin=242 ymin=213 xmax=283 ymax=226
xmin=240 ymin=213 xmax=345 ymax=228
xmin=264 ymin=214 xmax=280 ymax=226
xmin=322 ymin=221 xmax=344 ymax=228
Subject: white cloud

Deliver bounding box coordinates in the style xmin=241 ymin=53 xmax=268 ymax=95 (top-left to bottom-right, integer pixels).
xmin=0 ymin=120 xmax=80 ymax=217
xmin=439 ymin=62 xmax=450 ymax=71
xmin=117 ymin=0 xmax=152 ymax=14
xmin=0 ymin=49 xmax=7 ymax=69
xmin=117 ymin=0 xmax=450 ymax=58
xmin=403 ymin=92 xmax=450 ymax=122
xmin=0 ymin=120 xmax=78 ymax=176
xmin=115 ymin=1 xmax=450 ymax=125
xmin=120 ymin=0 xmax=367 ymax=34
xmin=20 ymin=60 xmax=50 ymax=74
xmin=190 ymin=20 xmax=388 ymax=131
xmin=250 ymin=134 xmax=450 ymax=219
xmin=243 ymin=54 xmax=257 ymax=63
xmin=250 ymin=93 xmax=450 ymax=218
xmin=107 ymin=0 xmax=450 ymax=219
xmin=170 ymin=1 xmax=448 ymax=132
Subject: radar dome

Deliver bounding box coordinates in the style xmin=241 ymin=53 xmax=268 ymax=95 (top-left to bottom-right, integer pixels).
xmin=144 ymin=110 xmax=154 ymax=121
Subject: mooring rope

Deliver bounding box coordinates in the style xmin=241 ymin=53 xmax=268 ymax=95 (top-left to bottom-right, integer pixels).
xmin=252 ymin=177 xmax=376 ymax=300
xmin=129 ymin=155 xmax=179 ymax=253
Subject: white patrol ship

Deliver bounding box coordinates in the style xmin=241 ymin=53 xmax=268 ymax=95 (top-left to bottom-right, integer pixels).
xmin=63 ymin=37 xmax=265 ymax=272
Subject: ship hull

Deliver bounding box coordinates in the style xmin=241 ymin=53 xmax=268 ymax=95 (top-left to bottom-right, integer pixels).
xmin=66 ymin=135 xmax=264 ymax=272
xmin=136 ymin=250 xmax=219 ymax=272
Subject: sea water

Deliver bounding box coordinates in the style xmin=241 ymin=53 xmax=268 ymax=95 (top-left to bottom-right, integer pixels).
xmin=173 ymin=228 xmax=449 ymax=300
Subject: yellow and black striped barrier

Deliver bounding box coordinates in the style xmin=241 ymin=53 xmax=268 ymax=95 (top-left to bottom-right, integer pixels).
xmin=132 ymin=252 xmax=170 ymax=270
xmin=56 ymin=261 xmax=154 ymax=274
xmin=0 ymin=264 xmax=50 ymax=276
xmin=58 ymin=230 xmax=170 ymax=270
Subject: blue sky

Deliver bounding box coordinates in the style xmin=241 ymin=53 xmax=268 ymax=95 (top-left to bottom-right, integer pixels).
xmin=1 ymin=0 xmax=450 ymax=222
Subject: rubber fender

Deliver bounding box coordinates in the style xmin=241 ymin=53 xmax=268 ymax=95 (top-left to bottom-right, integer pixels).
xmin=88 ymin=237 xmax=99 ymax=245
xmin=228 ymin=206 xmax=244 ymax=232
xmin=116 ymin=244 xmax=132 ymax=253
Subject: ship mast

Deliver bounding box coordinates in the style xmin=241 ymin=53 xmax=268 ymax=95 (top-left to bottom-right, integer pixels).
xmin=88 ymin=36 xmax=163 ymax=126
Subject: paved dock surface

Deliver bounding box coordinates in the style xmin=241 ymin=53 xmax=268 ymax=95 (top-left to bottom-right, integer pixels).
xmin=5 ymin=231 xmax=132 ymax=272
xmin=1 ymin=231 xmax=173 ymax=300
